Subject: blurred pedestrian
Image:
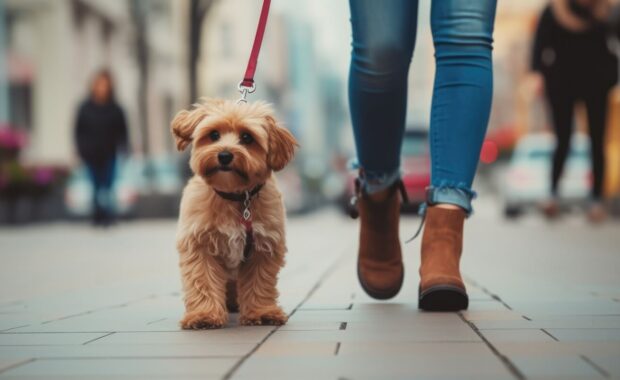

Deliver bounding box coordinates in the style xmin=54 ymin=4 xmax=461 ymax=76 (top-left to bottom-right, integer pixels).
xmin=531 ymin=0 xmax=618 ymax=222
xmin=74 ymin=70 xmax=128 ymax=226
xmin=348 ymin=0 xmax=497 ymax=310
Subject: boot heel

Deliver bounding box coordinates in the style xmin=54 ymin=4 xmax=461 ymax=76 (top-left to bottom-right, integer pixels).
xmin=418 ymin=285 xmax=468 ymax=311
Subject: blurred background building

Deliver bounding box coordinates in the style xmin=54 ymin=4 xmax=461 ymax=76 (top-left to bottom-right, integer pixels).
xmin=0 ymin=0 xmax=619 ymax=223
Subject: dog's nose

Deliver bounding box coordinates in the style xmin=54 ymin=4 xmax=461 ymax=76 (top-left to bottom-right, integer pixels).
xmin=218 ymin=151 xmax=234 ymax=165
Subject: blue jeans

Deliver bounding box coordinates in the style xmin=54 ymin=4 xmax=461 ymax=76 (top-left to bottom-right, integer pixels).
xmin=349 ymin=0 xmax=497 ymax=215
xmin=86 ymin=156 xmax=117 ymax=221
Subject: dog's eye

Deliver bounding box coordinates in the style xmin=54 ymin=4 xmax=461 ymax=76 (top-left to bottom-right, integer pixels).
xmin=209 ymin=131 xmax=220 ymax=141
xmin=240 ymin=132 xmax=254 ymax=145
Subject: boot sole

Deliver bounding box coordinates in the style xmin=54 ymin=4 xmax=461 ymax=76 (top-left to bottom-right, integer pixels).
xmin=357 ymin=263 xmax=404 ymax=300
xmin=419 ymin=285 xmax=469 ymax=311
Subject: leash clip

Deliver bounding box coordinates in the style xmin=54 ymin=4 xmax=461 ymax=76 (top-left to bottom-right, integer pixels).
xmin=237 ymin=81 xmax=256 ymax=104
xmin=242 ymin=190 xmax=252 ymax=220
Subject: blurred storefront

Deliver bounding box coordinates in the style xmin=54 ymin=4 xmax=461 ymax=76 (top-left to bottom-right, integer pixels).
xmin=3 ymin=0 xmax=188 ymax=164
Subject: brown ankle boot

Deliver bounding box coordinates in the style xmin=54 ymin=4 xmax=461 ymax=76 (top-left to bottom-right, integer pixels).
xmin=356 ymin=182 xmax=404 ymax=300
xmin=419 ymin=206 xmax=468 ymax=311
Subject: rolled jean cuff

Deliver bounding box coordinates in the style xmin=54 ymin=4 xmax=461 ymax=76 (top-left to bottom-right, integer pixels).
xmin=420 ymin=184 xmax=476 ymax=217
xmin=352 ymin=161 xmax=401 ymax=194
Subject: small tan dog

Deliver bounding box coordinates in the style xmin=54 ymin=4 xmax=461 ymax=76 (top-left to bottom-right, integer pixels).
xmin=171 ymin=98 xmax=297 ymax=329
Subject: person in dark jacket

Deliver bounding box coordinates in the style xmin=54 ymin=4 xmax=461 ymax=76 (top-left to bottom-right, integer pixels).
xmin=75 ymin=70 xmax=128 ymax=225
xmin=532 ymin=0 xmax=618 ymax=222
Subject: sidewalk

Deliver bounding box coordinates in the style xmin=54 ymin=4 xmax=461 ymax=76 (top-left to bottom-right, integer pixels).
xmin=0 ymin=207 xmax=619 ymax=379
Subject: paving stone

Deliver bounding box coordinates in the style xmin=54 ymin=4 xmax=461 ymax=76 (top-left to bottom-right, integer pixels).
xmin=298 ymin=302 xmax=353 ymax=311
xmin=234 ymin=355 xmax=513 ymax=379
xmin=461 ymin=310 xmax=526 ymax=321
xmin=1 ymin=377 xmax=218 ymax=380
xmin=290 ymin=308 xmax=462 ymax=324
xmin=510 ymin=301 xmax=620 ymax=316
xmin=0 ymin=358 xmax=237 ymax=377
xmin=466 ymin=300 xmax=513 ymax=312
xmin=254 ymin=341 xmax=337 ymax=357
xmin=523 ymin=376 xmax=606 ymax=380
xmin=582 ymin=354 xmax=620 ymax=377
xmin=10 ymin=315 xmax=183 ymax=334
xmin=0 ymin=358 xmax=32 ymax=373
xmin=89 ymin=329 xmax=272 ymax=345
xmin=0 ymin=318 xmax=37 ymax=333
xmin=546 ymin=328 xmax=620 ymax=342
xmin=0 ymin=333 xmax=108 ymax=346
xmin=480 ymin=329 xmax=557 ymax=343
xmin=279 ymin=320 xmax=343 ymax=331
xmin=0 ymin=343 xmax=253 ymax=359
xmin=337 ymin=341 xmax=492 ymax=356
xmin=510 ymin=356 xmax=604 ymax=379
xmin=472 ymin=316 xmax=620 ymax=330
xmin=2 ymin=210 xmax=620 ymax=378
xmin=487 ymin=341 xmax=620 ymax=358
xmin=266 ymin=326 xmax=480 ymax=343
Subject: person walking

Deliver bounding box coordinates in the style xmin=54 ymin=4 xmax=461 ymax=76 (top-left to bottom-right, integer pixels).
xmin=348 ymin=0 xmax=497 ymax=311
xmin=75 ymin=70 xmax=128 ymax=226
xmin=532 ymin=0 xmax=617 ymax=222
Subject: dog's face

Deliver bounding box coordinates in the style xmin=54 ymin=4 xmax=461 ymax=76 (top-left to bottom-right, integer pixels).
xmin=171 ymin=99 xmax=297 ymax=192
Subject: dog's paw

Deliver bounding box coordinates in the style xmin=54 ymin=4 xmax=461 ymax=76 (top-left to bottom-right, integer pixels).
xmin=180 ymin=311 xmax=227 ymax=330
xmin=240 ymin=307 xmax=288 ymax=326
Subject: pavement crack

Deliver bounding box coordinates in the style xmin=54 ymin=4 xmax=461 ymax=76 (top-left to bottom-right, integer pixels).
xmin=464 ymin=277 xmax=513 ymax=310
xmin=0 ymin=358 xmax=36 ymax=375
xmin=540 ymin=328 xmax=559 ymax=341
xmin=490 ymin=294 xmax=513 ymax=311
xmin=458 ymin=312 xmax=526 ymax=380
xmin=1 ymin=324 xmax=30 ymax=332
xmin=222 ymin=247 xmax=349 ymax=380
xmin=580 ymin=355 xmax=610 ymax=378
xmin=82 ymin=332 xmax=114 ymax=345
xmin=146 ymin=317 xmax=167 ymax=325
xmin=221 ymin=327 xmax=280 ymax=380
xmin=334 ymin=342 xmax=341 ymax=356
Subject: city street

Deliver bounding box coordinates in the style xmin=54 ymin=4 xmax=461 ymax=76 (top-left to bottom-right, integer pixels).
xmin=0 ymin=201 xmax=619 ymax=379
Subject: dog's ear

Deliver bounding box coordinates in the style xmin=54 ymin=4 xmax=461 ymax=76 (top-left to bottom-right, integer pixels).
xmin=170 ymin=106 xmax=208 ymax=151
xmin=265 ymin=115 xmax=298 ymax=171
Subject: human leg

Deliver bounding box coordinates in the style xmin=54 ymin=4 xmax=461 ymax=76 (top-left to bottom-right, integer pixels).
xmin=349 ymin=0 xmax=419 ymax=299
xmin=349 ymin=0 xmax=419 ymax=193
xmin=419 ymin=0 xmax=497 ymax=311
xmin=583 ymin=87 xmax=610 ymax=222
xmin=99 ymin=156 xmax=117 ymax=222
xmin=86 ymin=161 xmax=105 ymax=224
xmin=427 ymin=0 xmax=497 ymax=213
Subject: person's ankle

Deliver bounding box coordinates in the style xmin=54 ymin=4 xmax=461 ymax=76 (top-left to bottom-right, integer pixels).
xmin=434 ymin=203 xmax=463 ymax=211
xmin=367 ymin=187 xmax=391 ymax=202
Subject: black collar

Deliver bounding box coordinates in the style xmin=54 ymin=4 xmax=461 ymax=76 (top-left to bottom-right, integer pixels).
xmin=213 ymin=184 xmax=264 ymax=202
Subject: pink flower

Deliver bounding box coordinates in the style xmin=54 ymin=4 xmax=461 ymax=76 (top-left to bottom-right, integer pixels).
xmin=32 ymin=167 xmax=55 ymax=185
xmin=0 ymin=127 xmax=28 ymax=149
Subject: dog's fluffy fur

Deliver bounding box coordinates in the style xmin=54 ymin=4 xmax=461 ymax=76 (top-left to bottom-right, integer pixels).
xmin=171 ymin=99 xmax=297 ymax=329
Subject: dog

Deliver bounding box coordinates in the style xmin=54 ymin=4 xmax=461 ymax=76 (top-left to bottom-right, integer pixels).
xmin=171 ymin=98 xmax=297 ymax=329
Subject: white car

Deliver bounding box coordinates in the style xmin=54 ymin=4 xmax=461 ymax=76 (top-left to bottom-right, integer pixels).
xmin=503 ymin=133 xmax=591 ymax=217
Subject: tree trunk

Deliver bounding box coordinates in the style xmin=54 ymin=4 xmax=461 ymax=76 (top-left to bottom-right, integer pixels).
xmin=188 ymin=0 xmax=215 ymax=103
xmin=130 ymin=0 xmax=150 ymax=159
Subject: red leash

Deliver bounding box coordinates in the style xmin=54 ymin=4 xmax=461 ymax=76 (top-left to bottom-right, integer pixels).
xmin=238 ymin=0 xmax=271 ymax=103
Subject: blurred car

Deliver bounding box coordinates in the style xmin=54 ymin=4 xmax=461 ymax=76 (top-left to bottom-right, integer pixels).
xmin=400 ymin=129 xmax=431 ymax=209
xmin=342 ymin=128 xmax=430 ymax=213
xmin=503 ymin=133 xmax=591 ymax=218
xmin=65 ymin=155 xmax=182 ymax=218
